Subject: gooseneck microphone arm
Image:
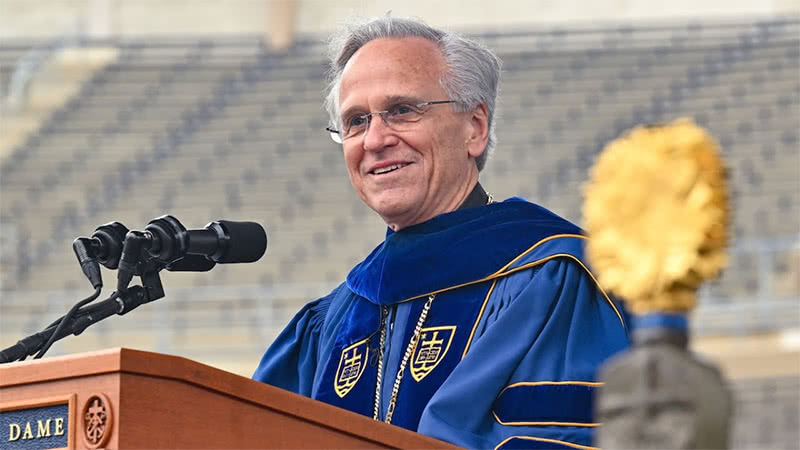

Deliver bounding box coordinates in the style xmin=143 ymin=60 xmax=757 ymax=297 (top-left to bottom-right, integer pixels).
xmin=0 ymin=288 xmax=102 ymax=363
xmin=0 ymin=286 xmax=157 ymax=363
xmin=1 ymin=236 xmax=169 ymax=364
xmin=34 ymin=286 xmax=102 ymax=359
xmin=0 ymin=254 xmax=167 ymax=364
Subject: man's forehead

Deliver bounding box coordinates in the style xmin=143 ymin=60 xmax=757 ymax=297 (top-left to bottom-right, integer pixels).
xmin=345 ymin=36 xmax=443 ymax=70
xmin=339 ymin=37 xmax=445 ymax=103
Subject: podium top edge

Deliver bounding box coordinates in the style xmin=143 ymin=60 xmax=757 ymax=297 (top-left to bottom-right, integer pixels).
xmin=0 ymin=347 xmax=212 ymax=387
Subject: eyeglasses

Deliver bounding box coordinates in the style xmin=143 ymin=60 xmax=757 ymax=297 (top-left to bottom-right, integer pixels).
xmin=326 ymin=100 xmax=456 ymax=144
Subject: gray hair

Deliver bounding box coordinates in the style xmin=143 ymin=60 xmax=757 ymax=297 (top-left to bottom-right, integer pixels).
xmin=324 ymin=16 xmax=502 ymax=172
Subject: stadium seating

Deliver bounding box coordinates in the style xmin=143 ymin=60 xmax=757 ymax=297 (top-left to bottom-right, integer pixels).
xmin=1 ymin=18 xmax=798 ymax=449
xmin=1 ymin=18 xmax=797 ymax=323
xmin=1 ymin=20 xmax=797 ymax=295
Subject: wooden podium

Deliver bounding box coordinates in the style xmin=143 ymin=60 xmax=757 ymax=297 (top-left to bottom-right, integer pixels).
xmin=0 ymin=348 xmax=457 ymax=449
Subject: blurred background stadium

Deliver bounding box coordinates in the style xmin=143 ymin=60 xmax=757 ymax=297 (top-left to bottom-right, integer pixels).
xmin=0 ymin=1 xmax=798 ymax=447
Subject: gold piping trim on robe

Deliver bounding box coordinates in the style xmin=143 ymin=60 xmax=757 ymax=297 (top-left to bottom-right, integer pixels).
xmin=461 ymin=278 xmax=497 ymax=359
xmin=500 ymin=380 xmax=605 ymax=393
xmin=454 ymin=235 xmax=625 ymax=359
xmin=493 ymin=234 xmax=586 ymax=274
xmin=397 ymin=234 xmax=586 ymax=305
xmin=494 ymin=435 xmax=600 ymax=450
xmin=492 ymin=412 xmax=602 ymax=427
xmin=420 ymin=252 xmax=625 ymax=330
xmin=493 ymin=381 xmax=604 ymax=427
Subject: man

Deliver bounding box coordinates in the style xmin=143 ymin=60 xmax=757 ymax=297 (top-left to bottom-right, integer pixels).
xmin=254 ymin=16 xmax=629 ymax=449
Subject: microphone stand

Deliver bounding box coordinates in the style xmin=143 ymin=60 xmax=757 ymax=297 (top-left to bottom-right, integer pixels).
xmin=0 ymin=258 xmax=167 ymax=364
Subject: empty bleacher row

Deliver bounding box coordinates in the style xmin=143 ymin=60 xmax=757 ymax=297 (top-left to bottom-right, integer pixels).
xmin=1 ymin=19 xmax=798 ymax=341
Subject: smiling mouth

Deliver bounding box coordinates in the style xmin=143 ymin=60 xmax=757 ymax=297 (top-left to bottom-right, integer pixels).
xmin=371 ymin=163 xmax=410 ymax=175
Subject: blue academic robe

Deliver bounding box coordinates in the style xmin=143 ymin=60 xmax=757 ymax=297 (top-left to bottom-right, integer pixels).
xmin=253 ymin=198 xmax=630 ymax=449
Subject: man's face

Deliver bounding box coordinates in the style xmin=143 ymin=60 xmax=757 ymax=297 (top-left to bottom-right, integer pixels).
xmin=337 ymin=37 xmax=486 ymax=230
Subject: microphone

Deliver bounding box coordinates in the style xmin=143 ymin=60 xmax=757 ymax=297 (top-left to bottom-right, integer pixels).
xmin=74 ymin=221 xmax=129 ymax=268
xmin=72 ymin=221 xmax=130 ymax=288
xmin=74 ymin=221 xmax=216 ymax=291
xmin=145 ymin=215 xmax=267 ymax=264
xmin=115 ymin=215 xmax=267 ymax=292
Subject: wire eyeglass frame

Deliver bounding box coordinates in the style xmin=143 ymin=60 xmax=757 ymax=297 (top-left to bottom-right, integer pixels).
xmin=325 ymin=100 xmax=457 ymax=144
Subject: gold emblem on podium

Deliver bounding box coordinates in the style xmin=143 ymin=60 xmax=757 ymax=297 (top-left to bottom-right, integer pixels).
xmin=410 ymin=326 xmax=456 ymax=382
xmin=334 ymin=338 xmax=369 ymax=398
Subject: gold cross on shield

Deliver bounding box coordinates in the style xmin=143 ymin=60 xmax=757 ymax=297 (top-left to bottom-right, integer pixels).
xmin=410 ymin=326 xmax=456 ymax=382
xmin=334 ymin=338 xmax=369 ymax=398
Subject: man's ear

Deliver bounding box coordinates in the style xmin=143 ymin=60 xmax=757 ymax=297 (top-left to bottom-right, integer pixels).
xmin=466 ymin=103 xmax=489 ymax=159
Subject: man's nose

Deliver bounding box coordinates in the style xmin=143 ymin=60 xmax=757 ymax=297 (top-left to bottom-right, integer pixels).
xmin=362 ymin=113 xmax=395 ymax=152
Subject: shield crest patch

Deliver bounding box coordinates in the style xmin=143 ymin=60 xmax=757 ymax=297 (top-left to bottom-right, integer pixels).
xmin=334 ymin=338 xmax=369 ymax=398
xmin=410 ymin=326 xmax=456 ymax=382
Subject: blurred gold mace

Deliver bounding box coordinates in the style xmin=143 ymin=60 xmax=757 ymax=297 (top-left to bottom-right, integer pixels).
xmin=583 ymin=119 xmax=730 ymax=314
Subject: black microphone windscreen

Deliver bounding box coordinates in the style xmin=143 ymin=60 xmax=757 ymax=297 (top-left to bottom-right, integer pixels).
xmin=216 ymin=221 xmax=267 ymax=263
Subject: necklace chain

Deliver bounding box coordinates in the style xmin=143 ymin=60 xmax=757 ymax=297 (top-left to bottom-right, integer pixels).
xmin=372 ymin=294 xmax=436 ymax=423
xmin=373 ymin=306 xmax=387 ymax=420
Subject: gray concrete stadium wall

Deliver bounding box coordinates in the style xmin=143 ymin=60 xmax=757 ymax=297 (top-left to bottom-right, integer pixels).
xmin=1 ymin=0 xmax=799 ymax=39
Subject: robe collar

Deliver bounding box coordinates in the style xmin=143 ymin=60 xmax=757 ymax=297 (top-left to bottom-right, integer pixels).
xmin=345 ymin=197 xmax=582 ymax=305
xmin=458 ymin=182 xmax=489 ymax=210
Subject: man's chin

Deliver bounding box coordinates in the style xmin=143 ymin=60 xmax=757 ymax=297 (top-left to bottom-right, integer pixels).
xmin=368 ymin=198 xmax=420 ymax=229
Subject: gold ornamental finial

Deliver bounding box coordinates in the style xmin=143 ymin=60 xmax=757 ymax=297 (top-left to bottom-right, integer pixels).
xmin=583 ymin=119 xmax=730 ymax=314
